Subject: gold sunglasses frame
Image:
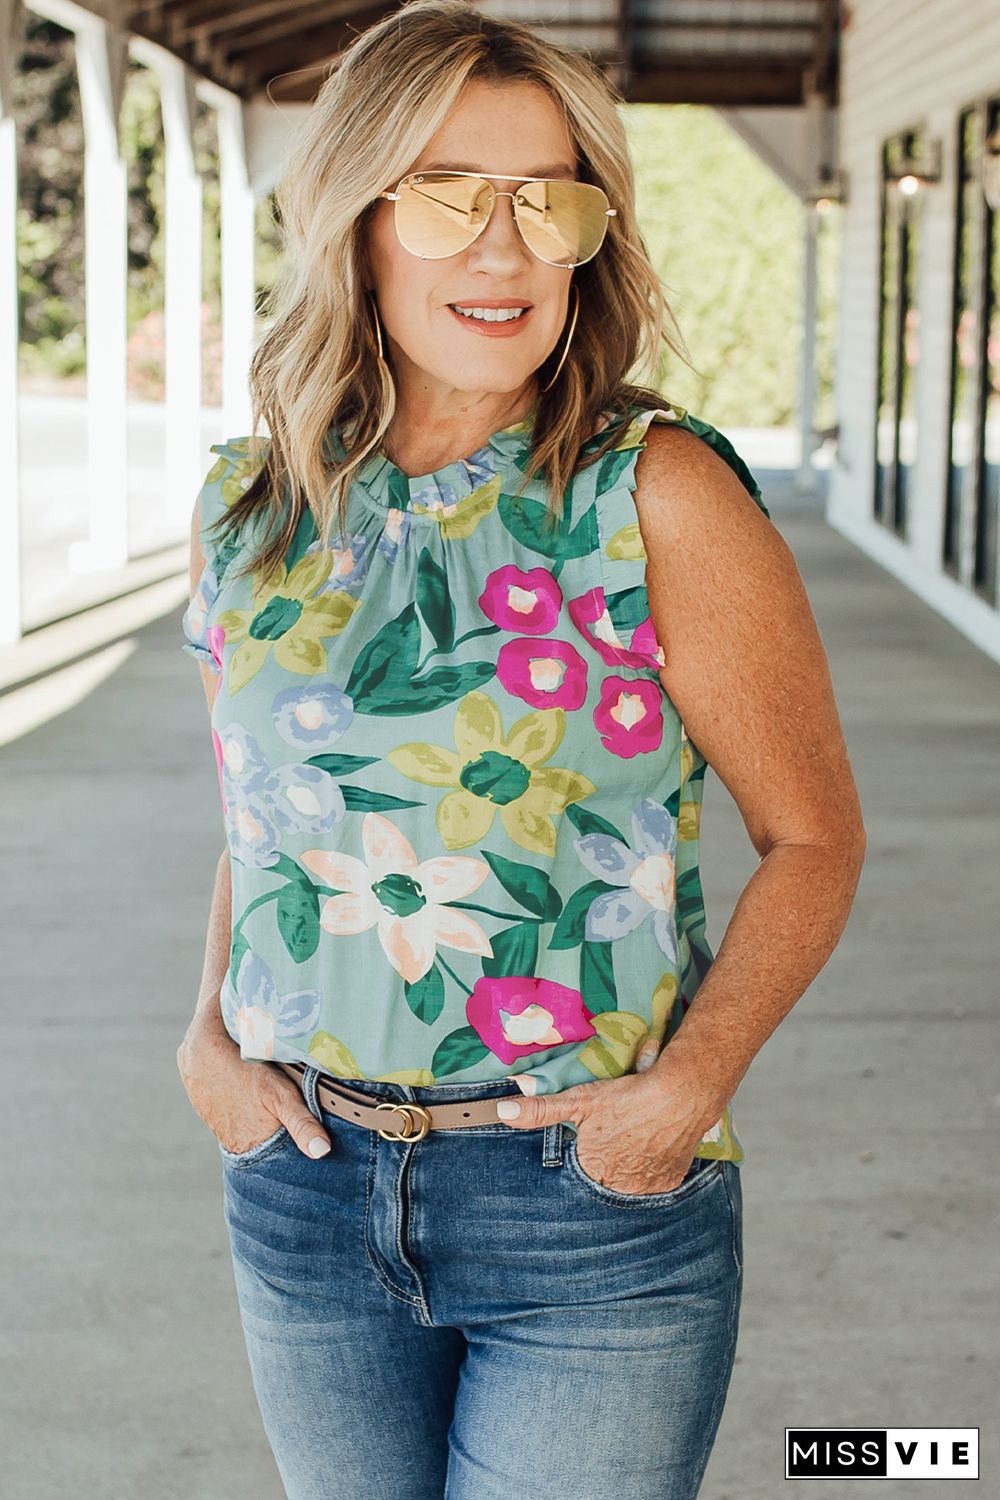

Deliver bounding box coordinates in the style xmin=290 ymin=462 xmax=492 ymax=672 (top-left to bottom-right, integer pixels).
xmin=376 ymin=168 xmax=617 ymax=267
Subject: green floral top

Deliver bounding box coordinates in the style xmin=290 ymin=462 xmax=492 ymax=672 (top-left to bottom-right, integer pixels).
xmin=182 ymin=398 xmax=771 ymax=1162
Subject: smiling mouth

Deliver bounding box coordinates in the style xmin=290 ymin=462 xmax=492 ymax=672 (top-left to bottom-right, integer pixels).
xmin=448 ymin=304 xmax=531 ymax=323
xmin=445 ymin=304 xmax=535 ymax=338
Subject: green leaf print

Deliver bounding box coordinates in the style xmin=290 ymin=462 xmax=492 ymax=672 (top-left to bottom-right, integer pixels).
xmin=416 ymin=548 xmax=456 ymax=652
xmin=266 ymin=851 xmax=316 ymax=886
xmin=275 ymin=882 xmax=321 ymax=962
xmin=580 ymin=937 xmax=618 ymax=1015
xmin=675 ymin=866 xmax=709 ymax=926
xmin=431 ymin=1025 xmax=491 ymax=1078
xmin=481 ymin=849 xmax=563 ymax=921
xmin=303 ymin=753 xmax=380 ymax=776
xmin=593 ymin=444 xmax=641 ymax=494
xmin=564 ymin=803 xmax=626 ymax=844
xmin=605 ymin=584 xmax=652 ymax=635
xmin=482 ymin=920 xmax=539 ymax=977
xmin=386 ymin=467 xmax=412 ymax=512
xmin=364 ymin=662 xmax=498 ymax=716
xmin=497 ymin=492 xmax=593 ymax=560
xmin=339 ymin=786 xmax=425 ymax=812
xmin=347 ymin=602 xmax=496 ymax=714
xmin=346 ymin=601 xmax=422 ymax=700
xmin=548 ymin=879 xmax=621 ymax=950
xmin=228 ymin=930 xmax=251 ymax=991
xmin=403 ymin=966 xmax=446 ymax=1026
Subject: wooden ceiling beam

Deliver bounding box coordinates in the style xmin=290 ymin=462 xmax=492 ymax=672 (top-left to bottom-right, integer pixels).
xmin=807 ymin=0 xmax=840 ymax=102
xmin=126 ymin=1 xmax=835 ymax=110
xmin=626 ymin=62 xmax=807 ymax=106
xmin=236 ymin=4 xmax=390 ymax=85
xmin=545 ymin=17 xmax=821 ymax=35
xmin=175 ymin=0 xmax=361 ymax=45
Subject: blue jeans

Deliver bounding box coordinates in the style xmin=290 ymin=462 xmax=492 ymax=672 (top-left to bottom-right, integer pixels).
xmin=218 ymin=1065 xmax=744 ymax=1500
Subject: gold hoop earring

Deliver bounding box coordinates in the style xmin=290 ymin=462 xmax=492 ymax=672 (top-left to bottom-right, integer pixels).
xmin=540 ymin=283 xmax=579 ymax=393
xmin=367 ymin=289 xmax=385 ymax=362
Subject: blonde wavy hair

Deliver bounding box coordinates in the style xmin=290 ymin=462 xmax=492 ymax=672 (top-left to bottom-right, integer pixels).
xmin=208 ymin=0 xmax=695 ymax=584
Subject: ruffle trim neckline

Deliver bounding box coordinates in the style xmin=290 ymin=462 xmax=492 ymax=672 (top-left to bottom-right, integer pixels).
xmin=322 ymin=401 xmax=632 ymax=527
xmin=327 ymin=404 xmax=540 ymax=522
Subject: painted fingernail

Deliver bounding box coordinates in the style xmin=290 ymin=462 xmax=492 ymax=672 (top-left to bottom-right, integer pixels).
xmin=496 ymin=1099 xmax=520 ymax=1120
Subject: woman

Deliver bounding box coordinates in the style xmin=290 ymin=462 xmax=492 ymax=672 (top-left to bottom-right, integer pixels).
xmin=177 ymin=2 xmax=866 ymax=1496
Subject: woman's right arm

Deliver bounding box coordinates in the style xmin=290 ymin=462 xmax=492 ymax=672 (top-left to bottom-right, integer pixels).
xmin=175 ymin=494 xmax=331 ymax=1159
xmin=185 ymin=847 xmax=233 ymax=1046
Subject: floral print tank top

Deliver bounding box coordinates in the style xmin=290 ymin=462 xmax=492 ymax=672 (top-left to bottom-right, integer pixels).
xmin=181 ymin=398 xmax=770 ymax=1163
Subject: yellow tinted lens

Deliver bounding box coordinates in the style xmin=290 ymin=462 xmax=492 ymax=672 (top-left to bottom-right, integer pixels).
xmin=513 ymin=180 xmax=610 ymax=267
xmin=393 ymin=174 xmax=493 ymax=258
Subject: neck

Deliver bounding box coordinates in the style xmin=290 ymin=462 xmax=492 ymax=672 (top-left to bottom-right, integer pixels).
xmin=382 ymin=385 xmax=538 ymax=476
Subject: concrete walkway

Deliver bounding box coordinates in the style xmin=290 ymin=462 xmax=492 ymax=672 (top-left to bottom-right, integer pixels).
xmin=2 ymin=469 xmax=997 ymax=1498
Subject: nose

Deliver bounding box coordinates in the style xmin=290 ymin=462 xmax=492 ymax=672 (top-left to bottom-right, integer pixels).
xmin=465 ymin=189 xmax=531 ymax=274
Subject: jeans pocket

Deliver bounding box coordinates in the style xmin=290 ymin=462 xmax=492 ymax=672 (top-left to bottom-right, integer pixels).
xmin=563 ymin=1135 xmax=725 ymax=1208
xmin=218 ymin=1123 xmax=294 ymax=1167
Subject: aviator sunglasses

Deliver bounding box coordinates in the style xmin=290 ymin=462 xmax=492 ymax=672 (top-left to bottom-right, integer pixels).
xmin=377 ymin=169 xmax=617 ymax=268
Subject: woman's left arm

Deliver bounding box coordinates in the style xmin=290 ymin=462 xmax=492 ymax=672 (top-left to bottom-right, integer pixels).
xmin=634 ymin=422 xmax=867 ymax=1112
xmin=497 ymin=423 xmax=867 ymax=1191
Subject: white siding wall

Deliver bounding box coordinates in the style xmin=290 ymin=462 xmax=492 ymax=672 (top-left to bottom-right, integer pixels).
xmin=832 ymin=0 xmax=1000 ymax=662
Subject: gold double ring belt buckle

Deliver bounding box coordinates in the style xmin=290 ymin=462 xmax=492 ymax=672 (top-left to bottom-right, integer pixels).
xmin=374 ymin=1100 xmax=433 ymax=1141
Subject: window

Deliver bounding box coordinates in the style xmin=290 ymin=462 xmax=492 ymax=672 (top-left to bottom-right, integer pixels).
xmin=875 ymin=129 xmax=924 ymax=540
xmin=944 ymin=98 xmax=999 ymax=608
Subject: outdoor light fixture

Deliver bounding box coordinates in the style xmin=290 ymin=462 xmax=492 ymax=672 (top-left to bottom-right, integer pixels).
xmin=984 ymin=123 xmax=1000 ymax=211
xmin=806 ymin=168 xmax=848 ymax=210
xmin=885 ymin=138 xmax=943 ymax=195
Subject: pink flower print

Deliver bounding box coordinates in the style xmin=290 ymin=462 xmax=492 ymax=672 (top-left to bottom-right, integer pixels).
xmin=594 ymin=676 xmax=664 ymax=758
xmin=496 ymin=637 xmax=588 ymax=710
xmin=567 ymin=585 xmax=662 ymax=671
xmin=211 ymin=726 xmax=227 ymax=815
xmin=479 ymin=565 xmax=563 ymax=634
xmin=630 ymin=615 xmax=666 ymax=670
xmin=300 ymin=811 xmax=493 ymax=983
xmin=206 ymin=623 xmax=226 ymax=671
xmin=567 ymin=585 xmax=624 ymax=666
xmin=466 ymin=976 xmax=596 ymax=1065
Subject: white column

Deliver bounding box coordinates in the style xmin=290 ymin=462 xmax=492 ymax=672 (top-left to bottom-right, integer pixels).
xmin=157 ymin=53 xmax=204 ymax=529
xmin=0 ymin=0 xmax=24 ymax=642
xmin=73 ymin=12 xmax=130 ymax=571
xmin=213 ymin=86 xmax=255 ymax=436
xmin=796 ymin=202 xmax=819 ymax=494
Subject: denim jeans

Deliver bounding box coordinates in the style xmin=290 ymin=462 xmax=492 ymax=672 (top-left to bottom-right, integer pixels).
xmin=218 ymin=1064 xmax=744 ymax=1500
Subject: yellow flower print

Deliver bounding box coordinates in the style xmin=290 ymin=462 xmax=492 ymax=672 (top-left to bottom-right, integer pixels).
xmin=577 ymin=1010 xmax=650 ymax=1080
xmin=410 ymin=472 xmax=502 ymax=540
xmin=206 ymin=436 xmax=271 ymax=507
xmin=612 ymin=403 xmax=686 ymax=454
xmin=604 ymin=521 xmax=647 ymax=562
xmin=387 ymin=690 xmax=596 ymax=858
xmin=216 ymin=549 xmax=361 ymax=693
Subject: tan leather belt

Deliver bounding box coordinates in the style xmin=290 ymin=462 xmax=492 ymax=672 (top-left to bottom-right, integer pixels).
xmin=276 ymin=1059 xmax=519 ymax=1140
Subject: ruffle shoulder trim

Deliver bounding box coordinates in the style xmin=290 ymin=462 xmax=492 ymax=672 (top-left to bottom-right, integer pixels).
xmin=590 ymin=402 xmax=770 ymax=675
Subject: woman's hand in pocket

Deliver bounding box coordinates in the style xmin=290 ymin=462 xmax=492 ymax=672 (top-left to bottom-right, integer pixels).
xmin=176 ymin=1017 xmax=331 ymax=1159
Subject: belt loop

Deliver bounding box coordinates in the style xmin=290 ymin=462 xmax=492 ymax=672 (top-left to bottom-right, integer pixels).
xmin=541 ymin=1120 xmax=564 ymax=1167
xmin=300 ymin=1065 xmax=322 ymax=1121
